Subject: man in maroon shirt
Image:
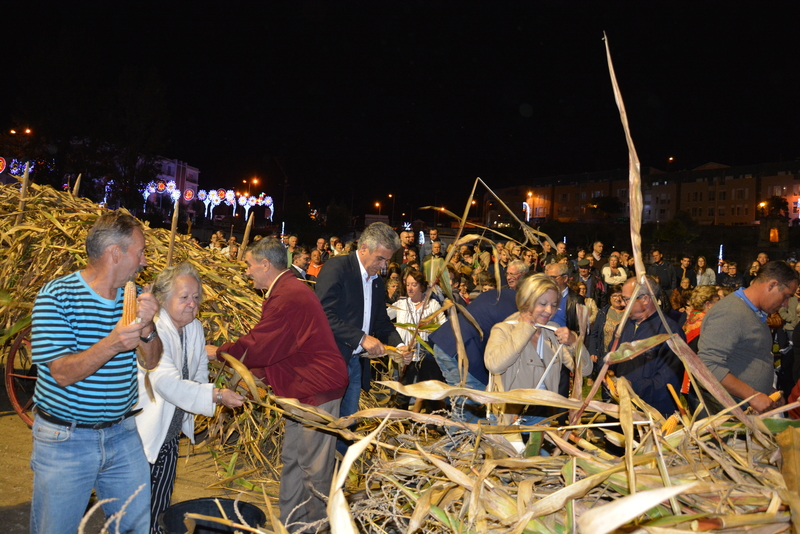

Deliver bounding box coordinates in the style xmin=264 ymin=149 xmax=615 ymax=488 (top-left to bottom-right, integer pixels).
xmin=209 ymin=237 xmax=347 ymax=528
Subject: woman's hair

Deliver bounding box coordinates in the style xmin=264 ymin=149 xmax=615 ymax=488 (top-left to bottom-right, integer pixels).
xmin=516 ymin=273 xmax=559 ymax=312
xmin=567 ymin=280 xmax=585 ymax=294
xmin=694 ymin=255 xmax=708 ymax=275
xmin=404 ymin=269 xmax=428 ymax=293
xmin=690 ymin=285 xmax=719 ymax=311
xmin=608 ymin=284 xmax=623 ymax=296
xmin=152 ymin=262 xmax=203 ymax=306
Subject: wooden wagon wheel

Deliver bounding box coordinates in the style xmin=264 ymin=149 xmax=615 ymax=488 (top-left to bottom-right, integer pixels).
xmin=5 ymin=325 xmax=35 ymax=427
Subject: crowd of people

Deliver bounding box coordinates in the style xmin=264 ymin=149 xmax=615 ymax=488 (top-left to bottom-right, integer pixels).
xmin=27 ymin=214 xmax=800 ymax=533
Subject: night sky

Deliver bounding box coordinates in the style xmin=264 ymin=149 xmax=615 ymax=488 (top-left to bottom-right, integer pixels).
xmin=4 ymin=2 xmax=800 ymax=218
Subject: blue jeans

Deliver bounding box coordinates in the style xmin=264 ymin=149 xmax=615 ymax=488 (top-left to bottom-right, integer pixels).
xmin=432 ymin=345 xmax=486 ymax=423
xmin=336 ymin=355 xmax=364 ymax=455
xmin=30 ymin=415 xmax=151 ymax=534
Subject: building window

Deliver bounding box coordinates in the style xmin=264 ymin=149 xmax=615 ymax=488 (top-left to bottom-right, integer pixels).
xmin=708 ymin=208 xmax=714 ymax=217
xmin=719 ymin=191 xmax=727 ymax=200
xmin=659 ymin=209 xmax=666 ymax=216
xmin=561 ymin=194 xmax=569 ymax=201
xmin=719 ymin=207 xmax=725 ymax=216
xmin=770 ymin=228 xmax=779 ymax=242
xmin=708 ymin=190 xmax=715 ymax=201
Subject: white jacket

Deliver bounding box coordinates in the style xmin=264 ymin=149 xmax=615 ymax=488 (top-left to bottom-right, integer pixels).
xmin=135 ymin=313 xmax=215 ymax=463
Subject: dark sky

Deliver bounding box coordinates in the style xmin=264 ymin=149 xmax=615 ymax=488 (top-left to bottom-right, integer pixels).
xmin=5 ymin=2 xmax=800 ymax=218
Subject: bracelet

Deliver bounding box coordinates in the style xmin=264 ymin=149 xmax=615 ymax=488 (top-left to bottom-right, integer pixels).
xmin=216 ymin=389 xmax=223 ymax=404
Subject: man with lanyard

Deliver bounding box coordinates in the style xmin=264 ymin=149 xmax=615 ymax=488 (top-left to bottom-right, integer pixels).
xmin=699 ymin=261 xmax=794 ymax=414
xmin=30 ymin=211 xmax=162 ymax=534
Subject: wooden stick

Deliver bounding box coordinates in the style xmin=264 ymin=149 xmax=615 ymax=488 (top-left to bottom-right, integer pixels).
xmin=15 ymin=162 xmax=30 ymax=225
xmin=239 ymin=211 xmax=255 ymax=260
xmin=166 ymin=198 xmax=179 ymax=267
xmin=72 ymin=173 xmax=81 ymax=196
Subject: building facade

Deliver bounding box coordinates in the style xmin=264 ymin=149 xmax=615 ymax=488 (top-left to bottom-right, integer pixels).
xmin=486 ymin=160 xmax=800 ymax=227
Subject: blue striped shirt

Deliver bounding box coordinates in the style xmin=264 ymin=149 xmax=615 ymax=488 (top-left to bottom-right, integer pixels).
xmin=32 ymin=271 xmax=138 ymax=423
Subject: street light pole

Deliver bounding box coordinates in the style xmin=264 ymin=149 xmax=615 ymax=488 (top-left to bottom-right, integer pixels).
xmin=389 ymin=193 xmax=395 ymax=227
xmin=375 ymin=202 xmax=381 ymax=216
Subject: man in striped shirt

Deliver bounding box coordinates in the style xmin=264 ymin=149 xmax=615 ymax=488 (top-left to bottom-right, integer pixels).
xmin=30 ymin=210 xmax=162 ymax=534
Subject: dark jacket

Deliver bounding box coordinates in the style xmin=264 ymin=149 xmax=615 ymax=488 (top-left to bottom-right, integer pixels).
xmin=428 ymin=289 xmax=517 ymax=385
xmin=316 ymin=253 xmax=403 ymax=391
xmin=611 ymin=312 xmax=685 ymax=417
xmin=647 ymin=261 xmax=678 ymax=293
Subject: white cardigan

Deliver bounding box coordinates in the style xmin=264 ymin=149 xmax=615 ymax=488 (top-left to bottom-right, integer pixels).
xmin=135 ymin=313 xmax=215 ymax=463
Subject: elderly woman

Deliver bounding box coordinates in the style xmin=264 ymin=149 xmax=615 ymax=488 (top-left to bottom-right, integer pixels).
xmin=601 ymin=254 xmax=628 ymax=286
xmin=136 ymin=263 xmax=243 ymax=533
xmin=485 ymin=274 xmax=593 ymax=426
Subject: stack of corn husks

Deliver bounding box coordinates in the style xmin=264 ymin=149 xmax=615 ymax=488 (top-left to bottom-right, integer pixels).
xmin=0 ymin=181 xmax=263 ymax=345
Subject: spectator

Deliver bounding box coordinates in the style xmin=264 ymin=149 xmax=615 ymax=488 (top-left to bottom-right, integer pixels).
xmin=694 ymin=256 xmax=717 ymax=286
xmin=307 ymin=249 xmax=324 ymax=278
xmin=315 ymin=238 xmax=329 ymax=262
xmin=600 ymin=254 xmax=628 ymax=287
xmin=588 ymin=284 xmax=626 ymax=372
xmin=678 ymin=255 xmax=697 ymax=288
xmin=590 ymin=241 xmax=607 ymax=271
xmin=539 ymin=240 xmax=556 ymax=267
xmin=390 ymin=230 xmax=418 ymax=265
xmin=505 ymin=260 xmax=527 ymax=290
xmin=571 ymin=259 xmax=606 ymax=308
xmin=419 ymin=228 xmax=442 ymax=259
xmin=521 ymin=248 xmax=538 ymax=272
xmin=719 ymin=261 xmax=744 ymax=289
xmin=647 ymin=249 xmax=677 ymax=296
xmin=568 ymin=280 xmax=598 ymax=324
xmin=743 ymin=260 xmax=761 ymax=287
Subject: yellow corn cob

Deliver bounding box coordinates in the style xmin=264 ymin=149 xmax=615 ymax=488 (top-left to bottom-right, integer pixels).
xmin=662 ymin=413 xmax=679 ymax=434
xmin=122 ymin=281 xmax=138 ymax=325
xmin=605 ymin=376 xmax=617 ymax=398
xmin=769 ymin=391 xmax=782 ymax=402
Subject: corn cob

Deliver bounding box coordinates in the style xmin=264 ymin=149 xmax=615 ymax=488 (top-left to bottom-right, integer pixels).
xmin=769 ymin=391 xmax=782 ymax=402
xmin=605 ymin=375 xmax=617 ymax=398
xmin=122 ymin=281 xmax=138 ymax=325
xmin=662 ymin=413 xmax=679 ymax=434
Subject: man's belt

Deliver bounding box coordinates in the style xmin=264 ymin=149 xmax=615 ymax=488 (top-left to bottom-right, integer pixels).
xmin=35 ymin=408 xmax=142 ymax=430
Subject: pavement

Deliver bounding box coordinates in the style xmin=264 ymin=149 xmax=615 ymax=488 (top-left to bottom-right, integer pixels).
xmin=0 ymin=379 xmax=274 ymax=533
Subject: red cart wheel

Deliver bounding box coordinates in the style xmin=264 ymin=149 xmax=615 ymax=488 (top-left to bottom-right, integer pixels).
xmin=5 ymin=325 xmax=35 ymax=427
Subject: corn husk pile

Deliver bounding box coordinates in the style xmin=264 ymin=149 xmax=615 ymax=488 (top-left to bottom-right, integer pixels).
xmin=0 ymin=181 xmax=264 ymax=345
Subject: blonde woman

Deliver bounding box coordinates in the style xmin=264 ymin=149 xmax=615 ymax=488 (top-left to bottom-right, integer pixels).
xmin=485 ymin=274 xmax=593 ymax=427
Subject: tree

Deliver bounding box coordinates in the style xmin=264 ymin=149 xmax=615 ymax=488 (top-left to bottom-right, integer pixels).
xmin=761 ymin=196 xmax=789 ymax=218
xmin=588 ymin=196 xmax=623 ymax=218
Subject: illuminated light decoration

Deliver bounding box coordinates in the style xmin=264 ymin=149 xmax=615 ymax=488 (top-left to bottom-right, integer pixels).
xmin=0 ymin=157 xmax=6 ymax=173
xmin=224 ymin=190 xmax=237 ymax=216
xmin=171 ymin=189 xmax=181 ymax=202
xmin=183 ymin=189 xmax=194 ymax=201
xmin=166 ymin=181 xmax=176 ymax=193
xmin=217 ymin=188 xmax=227 ymax=200
xmin=402 ymin=222 xmax=412 ymax=231
xmin=522 ymin=201 xmax=532 ymax=222
xmin=418 ymin=231 xmax=424 ymax=245
xmin=9 ymin=159 xmax=35 ymax=176
xmin=248 ymin=196 xmax=258 ymax=206
xmin=156 ymin=181 xmax=166 ymax=193
xmin=147 ymin=182 xmax=157 ymax=194
xmin=239 ymin=194 xmax=252 ymax=219
xmin=197 ymin=189 xmax=207 ymax=201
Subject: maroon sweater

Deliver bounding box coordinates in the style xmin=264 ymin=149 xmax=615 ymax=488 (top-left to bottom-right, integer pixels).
xmin=218 ymin=271 xmax=348 ymax=406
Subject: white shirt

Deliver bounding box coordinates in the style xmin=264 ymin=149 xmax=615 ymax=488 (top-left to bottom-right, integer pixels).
xmin=355 ymin=254 xmax=377 ymax=354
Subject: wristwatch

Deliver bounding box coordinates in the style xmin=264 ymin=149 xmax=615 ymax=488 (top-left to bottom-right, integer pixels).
xmin=140 ymin=326 xmax=158 ymax=343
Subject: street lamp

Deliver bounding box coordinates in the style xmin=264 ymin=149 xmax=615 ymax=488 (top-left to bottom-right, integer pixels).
xmin=375 ymin=202 xmax=381 ymax=215
xmin=388 ymin=193 xmax=396 ymax=227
